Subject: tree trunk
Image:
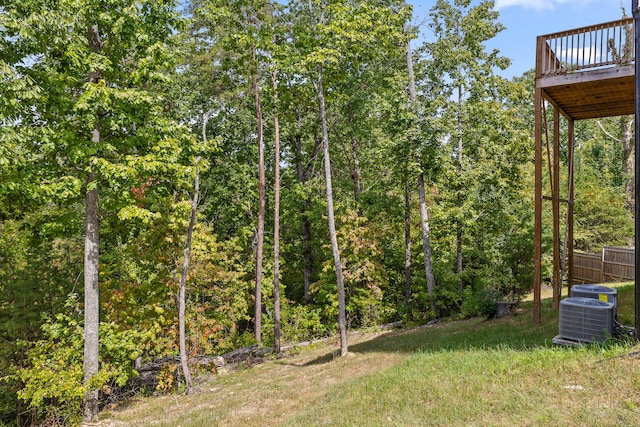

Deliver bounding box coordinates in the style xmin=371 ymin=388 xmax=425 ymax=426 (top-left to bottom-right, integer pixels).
xmin=253 ymin=48 xmax=265 ymax=345
xmin=404 ymin=38 xmax=416 ymax=305
xmin=404 ymin=179 xmax=412 ymax=304
xmin=418 ymin=173 xmax=437 ymax=315
xmin=456 ymin=84 xmax=463 ymax=291
xmin=621 ymin=117 xmax=634 ymax=213
xmin=302 ymin=214 xmax=313 ymax=303
xmin=272 ymin=70 xmax=282 ymax=354
xmin=83 ymin=170 xmax=100 ymax=422
xmin=406 ymin=39 xmax=437 ymax=312
xmin=316 ymin=64 xmax=348 ymax=356
xmin=597 ymin=117 xmax=634 ymax=213
xmin=83 ymin=23 xmax=102 ymax=423
xmin=294 ymin=121 xmax=319 ymax=304
xmin=178 ymin=163 xmax=199 ymax=395
xmin=350 ymin=134 xmax=361 ymax=202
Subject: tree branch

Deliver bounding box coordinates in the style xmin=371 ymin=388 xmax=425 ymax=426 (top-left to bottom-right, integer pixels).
xmin=597 ymin=119 xmax=621 ymax=142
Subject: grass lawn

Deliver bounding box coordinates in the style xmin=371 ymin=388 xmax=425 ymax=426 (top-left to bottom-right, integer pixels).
xmin=100 ymin=284 xmax=640 ymax=426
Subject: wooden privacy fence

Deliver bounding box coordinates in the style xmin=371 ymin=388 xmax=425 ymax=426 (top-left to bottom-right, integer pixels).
xmin=574 ymin=247 xmax=635 ymax=284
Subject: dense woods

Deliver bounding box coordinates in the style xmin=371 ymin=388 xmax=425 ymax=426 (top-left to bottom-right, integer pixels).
xmin=0 ymin=0 xmax=634 ymax=425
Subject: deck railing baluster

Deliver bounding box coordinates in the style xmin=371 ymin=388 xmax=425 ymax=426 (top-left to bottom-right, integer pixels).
xmin=553 ymin=39 xmax=562 ymax=72
xmin=599 ymin=27 xmax=603 ymax=65
xmin=618 ymin=23 xmax=623 ymax=63
xmin=605 ymin=28 xmax=608 ymax=61
xmin=591 ymin=30 xmax=595 ymax=66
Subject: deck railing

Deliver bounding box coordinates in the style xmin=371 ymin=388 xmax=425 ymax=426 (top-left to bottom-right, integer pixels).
xmin=537 ymin=18 xmax=634 ymax=76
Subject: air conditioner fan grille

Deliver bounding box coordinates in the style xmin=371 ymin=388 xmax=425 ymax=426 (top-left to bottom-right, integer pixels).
xmin=558 ymin=297 xmax=615 ymax=342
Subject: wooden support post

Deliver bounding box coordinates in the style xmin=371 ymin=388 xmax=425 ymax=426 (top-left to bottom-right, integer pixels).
xmin=567 ymin=119 xmax=575 ymax=292
xmin=533 ymin=58 xmax=543 ymax=324
xmin=533 ymin=35 xmax=544 ymax=326
xmin=632 ymin=0 xmax=640 ymax=337
xmin=600 ymin=248 xmax=606 ymax=283
xmin=552 ymin=107 xmax=561 ymax=309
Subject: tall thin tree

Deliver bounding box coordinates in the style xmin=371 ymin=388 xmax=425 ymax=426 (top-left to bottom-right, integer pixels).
xmin=307 ymin=0 xmax=348 ymax=355
xmin=427 ymin=0 xmax=509 ymax=295
xmin=406 ymin=39 xmax=437 ymax=315
xmin=175 ymin=111 xmax=210 ymax=395
xmin=272 ymin=67 xmax=282 ymax=354
xmin=83 ymin=23 xmax=103 ymax=423
xmin=178 ymin=159 xmax=199 ymax=395
xmin=253 ymin=44 xmax=266 ymax=344
xmin=403 ymin=32 xmax=415 ymax=305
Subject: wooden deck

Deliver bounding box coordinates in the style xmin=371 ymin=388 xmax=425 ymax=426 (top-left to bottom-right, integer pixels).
xmin=538 ymin=66 xmax=634 ymax=119
xmin=533 ymin=17 xmax=636 ymax=325
xmin=536 ymin=18 xmax=635 ymax=120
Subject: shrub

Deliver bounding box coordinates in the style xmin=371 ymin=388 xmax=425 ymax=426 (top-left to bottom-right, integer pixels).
xmin=460 ymin=287 xmax=479 ymax=318
xmin=261 ymin=302 xmax=327 ymax=346
xmin=311 ymin=208 xmax=390 ymax=330
xmin=476 ymin=287 xmax=502 ymax=319
xmin=11 ymin=294 xmax=154 ymax=425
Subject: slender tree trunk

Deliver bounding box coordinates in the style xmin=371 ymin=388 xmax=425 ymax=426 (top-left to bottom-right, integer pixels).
xmin=302 ymin=214 xmax=313 ymax=303
xmin=253 ymin=48 xmax=265 ymax=344
xmin=272 ymin=70 xmax=282 ymax=354
xmin=308 ymin=0 xmax=346 ymax=354
xmin=294 ymin=114 xmax=318 ymax=304
xmin=178 ymin=162 xmax=199 ymax=395
xmin=418 ymin=174 xmax=437 ymax=315
xmin=83 ymin=24 xmax=102 ymax=423
xmin=598 ymin=117 xmax=634 ymax=213
xmin=404 ymin=179 xmax=412 ymax=304
xmin=316 ymin=65 xmax=348 ymax=356
xmin=622 ymin=117 xmax=634 ymax=213
xmin=175 ymin=114 xmax=212 ymax=395
xmin=406 ymin=39 xmax=436 ymax=312
xmin=456 ymin=84 xmax=463 ymax=291
xmin=350 ymin=134 xmax=361 ymax=202
xmin=405 ymin=38 xmax=417 ymax=111
xmin=404 ymin=38 xmax=416 ymax=305
xmin=83 ymin=170 xmax=99 ymax=422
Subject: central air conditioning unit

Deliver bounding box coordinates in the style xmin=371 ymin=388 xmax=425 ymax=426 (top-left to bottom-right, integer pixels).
xmin=570 ymin=284 xmax=617 ymax=317
xmin=558 ymin=297 xmax=615 ymax=343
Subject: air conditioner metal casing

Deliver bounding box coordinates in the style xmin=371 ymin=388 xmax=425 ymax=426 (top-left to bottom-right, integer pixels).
xmin=558 ymin=297 xmax=615 ymax=342
xmin=570 ymin=284 xmax=617 ymax=316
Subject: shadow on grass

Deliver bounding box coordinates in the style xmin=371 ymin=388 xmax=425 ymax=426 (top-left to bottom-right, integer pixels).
xmin=297 ymin=300 xmax=561 ymax=367
xmin=350 ymin=285 xmax=636 ymax=357
xmin=298 ymin=352 xmax=336 ymax=366
xmin=289 ymin=285 xmax=636 ymax=366
xmin=348 ymin=311 xmax=556 ymax=356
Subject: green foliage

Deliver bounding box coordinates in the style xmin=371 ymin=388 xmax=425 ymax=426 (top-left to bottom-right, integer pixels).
xmin=155 ymin=364 xmax=180 ymax=394
xmin=1 ymin=1 xmax=636 ymax=422
xmin=14 ymin=305 xmax=85 ymax=420
xmin=0 ymin=213 xmax=84 ymax=424
xmin=10 ymin=294 xmax=154 ymax=426
xmin=311 ymin=207 xmax=393 ymax=329
xmin=262 ymin=302 xmax=327 ymax=345
xmin=281 ymin=304 xmax=327 ymax=342
xmin=185 ymin=224 xmax=254 ymax=353
xmin=419 ymin=0 xmax=533 ymax=313
xmin=459 ymin=287 xmax=478 ymax=318
xmin=573 ymin=176 xmax=633 ymax=252
xmin=476 ymin=287 xmax=502 ymax=319
xmin=101 ymin=217 xmax=254 ymax=358
xmin=430 ymin=263 xmax=461 ymax=317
